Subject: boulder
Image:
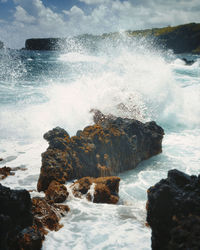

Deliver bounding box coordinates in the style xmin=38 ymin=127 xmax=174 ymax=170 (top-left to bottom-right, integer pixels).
xmin=71 ymin=176 xmax=120 ymax=204
xmin=45 ymin=180 xmax=69 ymax=203
xmin=146 ymin=169 xmax=200 ymax=250
xmin=37 ymin=111 xmax=164 ymax=192
xmin=0 ymin=183 xmax=33 ymax=250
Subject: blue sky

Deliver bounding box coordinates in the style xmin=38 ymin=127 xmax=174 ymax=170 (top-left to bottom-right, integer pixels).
xmin=0 ymin=0 xmax=200 ymax=48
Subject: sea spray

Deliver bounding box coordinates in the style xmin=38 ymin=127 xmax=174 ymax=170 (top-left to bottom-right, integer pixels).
xmin=0 ymin=34 xmax=200 ymax=249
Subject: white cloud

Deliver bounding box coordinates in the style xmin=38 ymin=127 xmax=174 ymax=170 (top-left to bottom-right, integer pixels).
xmin=79 ymin=0 xmax=108 ymax=4
xmin=14 ymin=6 xmax=36 ymax=24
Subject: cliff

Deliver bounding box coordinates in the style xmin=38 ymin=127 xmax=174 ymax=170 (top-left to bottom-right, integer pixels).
xmin=25 ymin=23 xmax=200 ymax=54
xmin=127 ymin=22 xmax=200 ymax=54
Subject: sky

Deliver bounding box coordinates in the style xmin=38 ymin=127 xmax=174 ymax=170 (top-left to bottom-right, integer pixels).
xmin=0 ymin=0 xmax=200 ymax=48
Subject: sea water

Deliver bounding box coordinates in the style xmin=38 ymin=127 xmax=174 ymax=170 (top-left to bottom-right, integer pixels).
xmin=0 ymin=35 xmax=200 ymax=250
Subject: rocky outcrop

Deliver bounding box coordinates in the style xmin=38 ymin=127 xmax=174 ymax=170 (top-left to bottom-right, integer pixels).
xmin=71 ymin=176 xmax=120 ymax=204
xmin=146 ymin=169 xmax=200 ymax=250
xmin=37 ymin=111 xmax=164 ymax=192
xmin=0 ymin=183 xmax=33 ymax=250
xmin=25 ymin=38 xmax=62 ymax=50
xmin=0 ymin=183 xmax=69 ymax=250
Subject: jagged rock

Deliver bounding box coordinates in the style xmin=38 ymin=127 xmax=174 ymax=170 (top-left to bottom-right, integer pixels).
xmin=71 ymin=176 xmax=120 ymax=204
xmin=146 ymin=169 xmax=200 ymax=250
xmin=0 ymin=166 xmax=15 ymax=180
xmin=0 ymin=184 xmax=33 ymax=250
xmin=45 ymin=180 xmax=69 ymax=203
xmin=37 ymin=111 xmax=164 ymax=192
xmin=0 ymin=183 xmax=70 ymax=250
xmin=0 ymin=157 xmax=3 ymax=161
xmin=32 ymin=197 xmax=70 ymax=232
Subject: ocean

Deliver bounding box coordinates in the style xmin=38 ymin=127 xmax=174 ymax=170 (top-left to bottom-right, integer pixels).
xmin=0 ymin=34 xmax=200 ymax=250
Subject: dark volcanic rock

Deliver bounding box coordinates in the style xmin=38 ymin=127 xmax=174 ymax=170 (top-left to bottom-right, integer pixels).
xmin=0 ymin=183 xmax=33 ymax=250
xmin=37 ymin=112 xmax=164 ymax=192
xmin=71 ymin=176 xmax=120 ymax=204
xmin=0 ymin=183 xmax=69 ymax=250
xmin=146 ymin=169 xmax=200 ymax=250
xmin=25 ymin=38 xmax=62 ymax=50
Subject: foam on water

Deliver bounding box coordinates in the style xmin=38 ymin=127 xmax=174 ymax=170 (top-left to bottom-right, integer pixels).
xmin=0 ymin=35 xmax=200 ymax=249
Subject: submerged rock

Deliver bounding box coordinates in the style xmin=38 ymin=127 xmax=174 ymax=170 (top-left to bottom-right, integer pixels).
xmin=71 ymin=176 xmax=120 ymax=204
xmin=37 ymin=111 xmax=164 ymax=192
xmin=146 ymin=169 xmax=200 ymax=250
xmin=182 ymin=58 xmax=195 ymax=65
xmin=0 ymin=166 xmax=15 ymax=180
xmin=0 ymin=41 xmax=4 ymax=49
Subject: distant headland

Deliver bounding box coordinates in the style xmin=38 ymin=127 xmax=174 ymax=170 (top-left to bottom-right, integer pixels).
xmin=25 ymin=22 xmax=200 ymax=54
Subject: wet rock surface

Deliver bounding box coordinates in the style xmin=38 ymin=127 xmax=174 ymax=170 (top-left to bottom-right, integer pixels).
xmin=0 ymin=183 xmax=33 ymax=250
xmin=32 ymin=197 xmax=70 ymax=232
xmin=0 ymin=166 xmax=15 ymax=180
xmin=0 ymin=183 xmax=69 ymax=250
xmin=37 ymin=111 xmax=164 ymax=192
xmin=146 ymin=169 xmax=200 ymax=250
xmin=45 ymin=180 xmax=69 ymax=203
xmin=71 ymin=176 xmax=120 ymax=204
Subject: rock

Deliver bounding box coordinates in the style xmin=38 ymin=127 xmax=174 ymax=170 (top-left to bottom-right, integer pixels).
xmin=45 ymin=180 xmax=69 ymax=203
xmin=0 ymin=157 xmax=3 ymax=161
xmin=16 ymin=226 xmax=44 ymax=250
xmin=0 ymin=183 xmax=70 ymax=249
xmin=0 ymin=166 xmax=15 ymax=180
xmin=37 ymin=111 xmax=164 ymax=192
xmin=71 ymin=176 xmax=120 ymax=204
xmin=169 ymin=215 xmax=200 ymax=250
xmin=146 ymin=169 xmax=200 ymax=250
xmin=0 ymin=183 xmax=33 ymax=250
xmin=32 ymin=197 xmax=70 ymax=232
xmin=25 ymin=38 xmax=62 ymax=50
xmin=182 ymin=58 xmax=195 ymax=65
xmin=0 ymin=41 xmax=4 ymax=49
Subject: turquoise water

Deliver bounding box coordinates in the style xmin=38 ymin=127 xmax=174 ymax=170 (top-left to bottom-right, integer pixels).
xmin=0 ymin=35 xmax=200 ymax=249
